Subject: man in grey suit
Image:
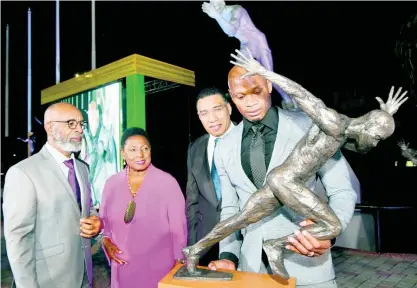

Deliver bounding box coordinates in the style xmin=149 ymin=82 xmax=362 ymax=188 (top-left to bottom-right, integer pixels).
xmin=206 ymin=67 xmax=357 ymax=287
xmin=186 ymin=87 xmax=235 ymax=266
xmin=3 ymin=103 xmax=102 ymax=288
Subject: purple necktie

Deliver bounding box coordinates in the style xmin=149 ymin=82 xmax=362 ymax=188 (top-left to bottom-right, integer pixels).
xmin=64 ymin=159 xmax=82 ymax=210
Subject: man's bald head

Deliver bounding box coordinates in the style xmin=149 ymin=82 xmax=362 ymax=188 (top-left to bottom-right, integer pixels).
xmin=44 ymin=102 xmax=84 ymax=156
xmin=44 ymin=102 xmax=81 ymax=123
xmin=228 ymin=65 xmax=246 ymax=78
xmin=227 ymin=65 xmax=272 ymax=122
xmin=227 ymin=66 xmax=247 ymax=89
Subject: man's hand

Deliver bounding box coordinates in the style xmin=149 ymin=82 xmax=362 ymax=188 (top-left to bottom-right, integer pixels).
xmin=285 ymin=219 xmax=331 ymax=257
xmin=80 ymin=215 xmax=102 ymax=238
xmin=202 ymin=2 xmax=220 ymax=19
xmin=102 ymin=237 xmax=128 ymax=265
xmin=208 ymin=259 xmax=236 ymax=271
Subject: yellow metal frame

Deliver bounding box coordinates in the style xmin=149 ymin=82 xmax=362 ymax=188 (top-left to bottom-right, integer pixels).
xmin=41 ymin=54 xmax=195 ymax=104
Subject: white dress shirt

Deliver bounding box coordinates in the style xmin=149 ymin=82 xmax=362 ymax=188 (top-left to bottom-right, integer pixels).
xmin=45 ymin=142 xmax=79 ymax=180
xmin=207 ymin=123 xmax=235 ymax=171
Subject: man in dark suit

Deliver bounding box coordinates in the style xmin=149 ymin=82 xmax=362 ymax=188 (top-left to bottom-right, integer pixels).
xmin=186 ymin=87 xmax=235 ymax=266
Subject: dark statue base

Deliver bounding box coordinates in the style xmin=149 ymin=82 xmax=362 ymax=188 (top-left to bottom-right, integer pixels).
xmin=173 ymin=265 xmax=233 ymax=281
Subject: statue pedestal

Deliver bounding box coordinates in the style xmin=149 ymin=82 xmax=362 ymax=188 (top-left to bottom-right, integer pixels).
xmin=159 ymin=263 xmax=296 ymax=288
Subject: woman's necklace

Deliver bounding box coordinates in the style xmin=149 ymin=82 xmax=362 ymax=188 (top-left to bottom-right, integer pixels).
xmin=124 ymin=166 xmax=145 ymax=224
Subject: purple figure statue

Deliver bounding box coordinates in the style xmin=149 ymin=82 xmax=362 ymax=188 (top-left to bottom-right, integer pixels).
xmin=17 ymin=132 xmax=35 ymax=155
xmin=202 ymin=0 xmax=299 ymax=111
xmin=17 ymin=117 xmax=43 ymax=155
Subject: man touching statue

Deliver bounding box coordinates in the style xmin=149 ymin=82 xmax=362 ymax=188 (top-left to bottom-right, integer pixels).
xmin=202 ymin=0 xmax=299 ymax=111
xmin=183 ymin=50 xmax=408 ymax=286
xmin=184 ymin=55 xmax=357 ymax=287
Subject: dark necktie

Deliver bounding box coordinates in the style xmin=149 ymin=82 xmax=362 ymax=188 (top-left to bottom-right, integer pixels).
xmin=64 ymin=159 xmax=82 ymax=210
xmin=250 ymin=123 xmax=267 ymax=189
xmin=211 ymin=138 xmax=222 ymax=201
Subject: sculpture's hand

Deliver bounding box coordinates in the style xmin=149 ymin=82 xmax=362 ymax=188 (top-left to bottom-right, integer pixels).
xmin=202 ymin=2 xmax=220 ymax=19
xmin=208 ymin=260 xmax=236 ymax=271
xmin=286 ymin=219 xmax=331 ymax=257
xmin=230 ymin=48 xmax=264 ymax=79
xmin=397 ymin=139 xmax=409 ymax=151
xmin=375 ymin=86 xmax=408 ymax=115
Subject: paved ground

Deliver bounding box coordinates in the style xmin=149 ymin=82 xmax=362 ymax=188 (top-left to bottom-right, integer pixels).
xmin=1 ymin=237 xmax=417 ymax=287
xmin=332 ymin=249 xmax=417 ymax=288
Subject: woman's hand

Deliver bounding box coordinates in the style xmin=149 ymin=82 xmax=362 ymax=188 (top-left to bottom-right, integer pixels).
xmin=103 ymin=237 xmax=128 ymax=265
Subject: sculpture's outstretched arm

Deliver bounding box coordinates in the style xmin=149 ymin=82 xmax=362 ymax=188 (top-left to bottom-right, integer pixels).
xmin=398 ymin=140 xmax=417 ymax=165
xmin=402 ymin=150 xmax=417 ymax=165
xmin=410 ymin=148 xmax=417 ymax=157
xmin=17 ymin=137 xmax=29 ymax=143
xmin=231 ymin=49 xmax=346 ymax=139
xmin=202 ymin=3 xmax=242 ymax=37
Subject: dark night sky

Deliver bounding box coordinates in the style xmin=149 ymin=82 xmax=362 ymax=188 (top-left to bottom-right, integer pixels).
xmin=2 ymin=1 xmax=416 ymax=133
xmin=1 ymin=1 xmax=416 ymax=203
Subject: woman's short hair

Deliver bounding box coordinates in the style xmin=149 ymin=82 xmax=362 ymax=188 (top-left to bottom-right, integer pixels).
xmin=121 ymin=127 xmax=151 ymax=148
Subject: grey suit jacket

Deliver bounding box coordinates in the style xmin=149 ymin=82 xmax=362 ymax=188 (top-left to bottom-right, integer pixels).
xmin=214 ymin=108 xmax=357 ymax=285
xmin=3 ymin=145 xmax=98 ymax=288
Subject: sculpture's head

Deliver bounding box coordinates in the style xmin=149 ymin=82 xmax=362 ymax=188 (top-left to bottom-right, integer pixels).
xmin=196 ymin=87 xmax=232 ymax=138
xmin=228 ymin=65 xmax=272 ymax=122
xmin=210 ymin=0 xmax=226 ymax=12
xmin=349 ymin=110 xmax=395 ymax=153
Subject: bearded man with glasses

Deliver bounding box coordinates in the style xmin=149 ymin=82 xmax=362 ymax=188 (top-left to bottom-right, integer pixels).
xmin=3 ymin=102 xmax=102 ymax=288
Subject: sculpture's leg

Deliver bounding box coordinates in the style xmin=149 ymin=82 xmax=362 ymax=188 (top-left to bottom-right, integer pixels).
xmin=262 ymin=167 xmax=343 ymax=279
xmin=183 ymin=185 xmax=280 ymax=273
xmin=268 ymin=166 xmax=343 ymax=240
xmin=257 ymin=50 xmax=298 ymax=111
xmin=262 ymin=240 xmax=288 ymax=278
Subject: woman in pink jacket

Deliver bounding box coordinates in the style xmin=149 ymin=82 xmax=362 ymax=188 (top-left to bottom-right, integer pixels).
xmin=100 ymin=127 xmax=187 ymax=288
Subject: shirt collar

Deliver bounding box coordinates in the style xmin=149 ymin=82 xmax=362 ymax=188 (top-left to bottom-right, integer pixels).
xmin=243 ymin=106 xmax=279 ymax=137
xmin=209 ymin=122 xmax=236 ymax=144
xmin=45 ymin=142 xmax=75 ymax=165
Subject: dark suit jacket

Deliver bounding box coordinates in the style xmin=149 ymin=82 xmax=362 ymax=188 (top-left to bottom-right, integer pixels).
xmin=186 ymin=134 xmax=221 ymax=264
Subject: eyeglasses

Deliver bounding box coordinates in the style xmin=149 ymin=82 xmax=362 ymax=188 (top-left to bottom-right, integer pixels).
xmin=48 ymin=120 xmax=88 ymax=130
xmin=198 ymin=104 xmax=227 ymax=118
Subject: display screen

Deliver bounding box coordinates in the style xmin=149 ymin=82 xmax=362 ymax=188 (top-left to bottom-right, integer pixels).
xmin=60 ymin=81 xmax=123 ymax=208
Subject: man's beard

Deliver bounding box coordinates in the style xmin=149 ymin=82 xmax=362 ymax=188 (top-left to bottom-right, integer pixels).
xmin=52 ymin=130 xmax=82 ymax=153
xmin=55 ymin=139 xmax=82 ymax=153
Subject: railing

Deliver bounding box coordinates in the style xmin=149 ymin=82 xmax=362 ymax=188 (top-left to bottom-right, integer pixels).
xmin=355 ymin=204 xmax=415 ymax=253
